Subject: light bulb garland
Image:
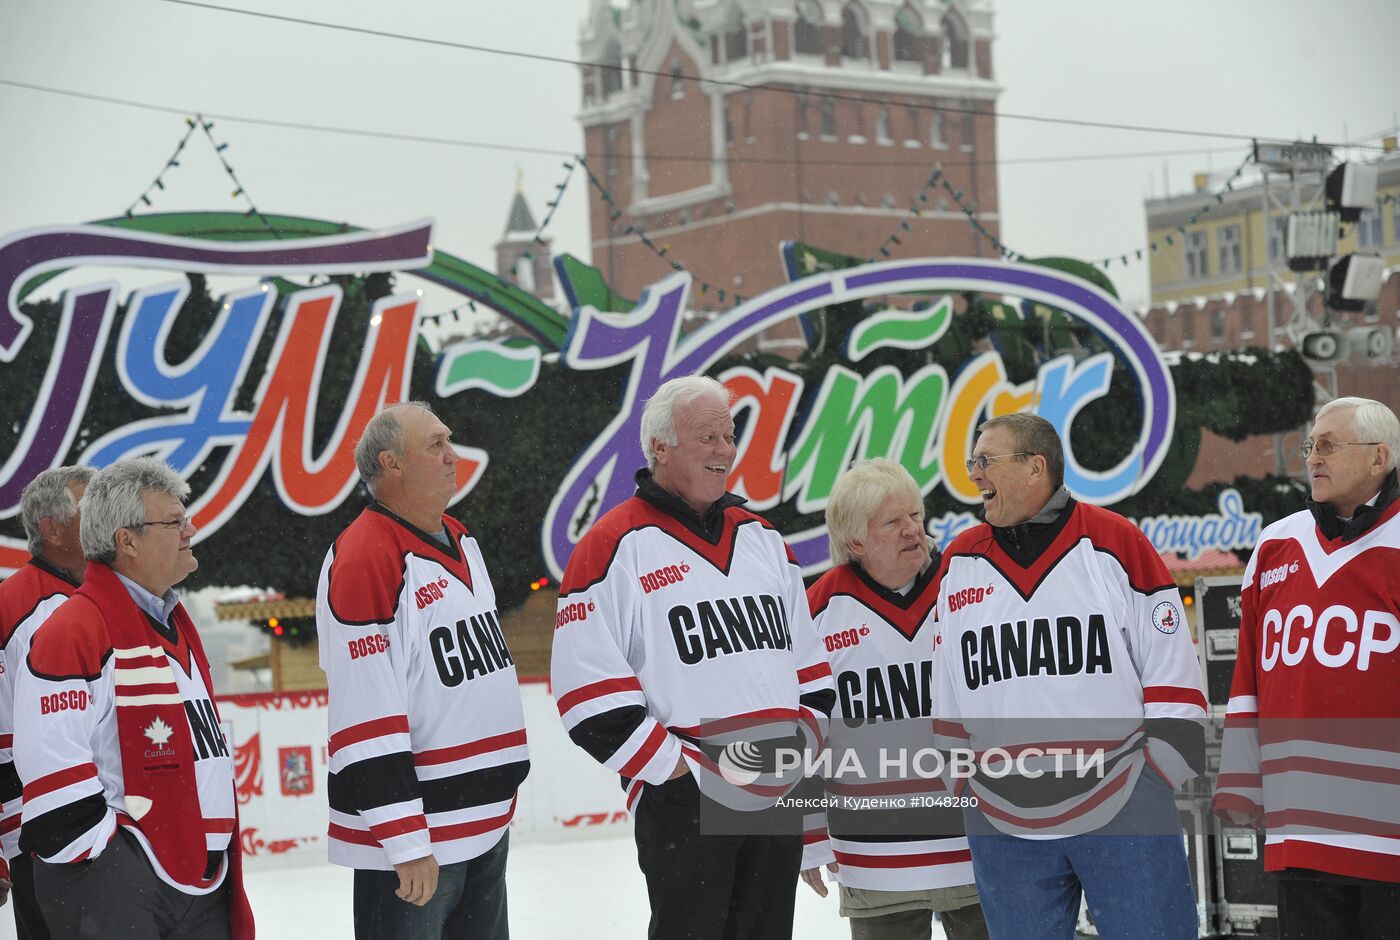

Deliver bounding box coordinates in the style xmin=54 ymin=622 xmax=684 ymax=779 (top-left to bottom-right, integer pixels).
xmin=124 ymin=118 xmax=198 ymax=218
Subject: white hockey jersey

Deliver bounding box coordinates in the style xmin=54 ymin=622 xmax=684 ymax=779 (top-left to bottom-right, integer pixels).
xmin=934 ymin=500 xmax=1207 ymax=838
xmin=316 ymin=504 xmax=529 ymax=870
xmin=551 ymin=480 xmax=835 ymax=812
xmin=1214 ymin=493 xmax=1400 ymax=882
xmin=0 ymin=558 xmax=79 ymax=868
xmin=801 ymin=561 xmax=975 ymax=892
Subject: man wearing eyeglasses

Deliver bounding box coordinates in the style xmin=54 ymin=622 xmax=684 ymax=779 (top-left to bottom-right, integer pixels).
xmin=1214 ymin=397 xmax=1400 ymax=938
xmin=933 ymin=413 xmax=1206 ymax=938
xmin=12 ymin=457 xmax=253 ymax=939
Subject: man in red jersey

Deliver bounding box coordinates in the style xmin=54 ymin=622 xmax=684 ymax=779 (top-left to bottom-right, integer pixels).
xmin=0 ymin=465 xmax=93 ymax=940
xmin=1214 ymin=397 xmax=1400 ymax=938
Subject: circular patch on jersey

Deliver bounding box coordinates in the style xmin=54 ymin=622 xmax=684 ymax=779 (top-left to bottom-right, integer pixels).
xmin=717 ymin=741 xmax=764 ymax=786
xmin=1151 ymin=601 xmax=1182 ymax=635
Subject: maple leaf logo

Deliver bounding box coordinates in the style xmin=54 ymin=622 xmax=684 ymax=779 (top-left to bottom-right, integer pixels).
xmin=144 ymin=717 xmax=175 ymax=747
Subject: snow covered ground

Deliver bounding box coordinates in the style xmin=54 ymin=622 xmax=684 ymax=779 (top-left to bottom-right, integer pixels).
xmin=0 ymin=827 xmax=954 ymax=938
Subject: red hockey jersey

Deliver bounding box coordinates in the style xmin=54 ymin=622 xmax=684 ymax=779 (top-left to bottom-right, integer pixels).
xmin=1214 ymin=499 xmax=1400 ymax=882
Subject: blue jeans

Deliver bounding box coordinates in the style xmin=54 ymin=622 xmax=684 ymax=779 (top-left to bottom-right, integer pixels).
xmin=353 ymin=831 xmax=510 ymax=940
xmin=964 ymin=771 xmax=1195 ymax=940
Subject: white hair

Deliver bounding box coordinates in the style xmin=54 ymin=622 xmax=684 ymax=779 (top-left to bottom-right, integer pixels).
xmin=639 ymin=376 xmax=733 ymax=468
xmin=19 ymin=466 xmax=96 ymax=556
xmin=1315 ymin=397 xmax=1400 ymax=472
xmin=79 ymin=458 xmax=190 ymax=564
xmin=825 ymin=459 xmax=924 ymax=566
xmin=355 ymin=401 xmax=436 ymax=495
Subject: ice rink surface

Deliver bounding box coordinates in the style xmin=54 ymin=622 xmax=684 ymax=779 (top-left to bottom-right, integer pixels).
xmin=0 ymin=828 xmax=950 ymax=938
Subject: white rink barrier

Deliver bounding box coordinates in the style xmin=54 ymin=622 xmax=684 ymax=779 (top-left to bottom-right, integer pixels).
xmin=219 ymin=678 xmax=628 ymax=868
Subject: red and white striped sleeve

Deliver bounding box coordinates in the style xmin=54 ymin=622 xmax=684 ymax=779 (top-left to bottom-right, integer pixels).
xmin=551 ymin=524 xmax=683 ymax=787
xmin=317 ymin=540 xmax=429 ymax=866
xmin=1213 ymin=552 xmax=1263 ymax=821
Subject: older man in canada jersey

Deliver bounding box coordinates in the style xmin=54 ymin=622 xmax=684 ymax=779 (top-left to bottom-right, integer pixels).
xmin=934 ymin=413 xmax=1206 ymax=938
xmin=0 ymin=465 xmax=93 ymax=940
xmin=1214 ymin=397 xmax=1400 ymax=939
xmin=14 ymin=458 xmax=253 ymax=939
xmin=551 ymin=375 xmax=835 ymax=940
xmin=317 ymin=402 xmax=529 ymax=940
xmin=800 ymin=459 xmax=988 ymax=940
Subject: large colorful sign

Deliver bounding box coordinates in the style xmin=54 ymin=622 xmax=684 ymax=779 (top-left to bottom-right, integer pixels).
xmin=1 ymin=215 xmax=1242 ymax=584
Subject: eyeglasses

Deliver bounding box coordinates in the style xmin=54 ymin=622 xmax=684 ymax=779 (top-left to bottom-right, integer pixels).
xmin=965 ymin=452 xmax=1031 ymax=474
xmin=1298 ymin=439 xmax=1380 ymax=459
xmin=133 ymin=515 xmax=192 ymax=531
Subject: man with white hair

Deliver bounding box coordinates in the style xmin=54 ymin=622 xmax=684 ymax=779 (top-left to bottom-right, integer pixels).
xmin=13 ymin=457 xmax=252 ymax=939
xmin=317 ymin=401 xmax=528 ymax=939
xmin=552 ymin=374 xmax=835 ymax=940
xmin=1214 ymin=396 xmax=1400 ymax=937
xmin=0 ymin=465 xmax=93 ymax=939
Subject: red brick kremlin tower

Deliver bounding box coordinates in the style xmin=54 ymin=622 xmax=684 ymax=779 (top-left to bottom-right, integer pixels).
xmin=577 ymin=0 xmax=1001 ymax=349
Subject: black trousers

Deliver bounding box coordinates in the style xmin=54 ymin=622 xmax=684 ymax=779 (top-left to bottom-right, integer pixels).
xmin=1277 ymin=868 xmax=1400 ymax=940
xmin=11 ymin=852 xmax=53 ymax=940
xmin=32 ymin=828 xmax=230 ymax=940
xmin=634 ymin=774 xmax=802 ymax=940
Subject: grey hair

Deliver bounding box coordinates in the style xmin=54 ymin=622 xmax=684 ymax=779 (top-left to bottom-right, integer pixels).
xmin=79 ymin=458 xmax=191 ymax=564
xmin=977 ymin=412 xmax=1066 ymax=491
xmin=1315 ymin=397 xmax=1400 ymax=472
xmin=640 ymin=376 xmax=733 ymax=468
xmin=826 ymin=459 xmax=924 ymax=566
xmin=19 ymin=466 xmax=96 ymax=556
xmin=355 ymin=401 xmax=436 ymax=495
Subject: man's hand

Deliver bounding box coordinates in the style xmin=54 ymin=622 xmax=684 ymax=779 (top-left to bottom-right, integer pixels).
xmin=0 ymin=875 xmax=10 ymax=907
xmin=393 ymin=854 xmax=439 ymax=907
xmin=799 ymin=862 xmax=839 ymax=897
xmin=668 ymin=756 xmax=690 ymax=780
xmin=1221 ymin=808 xmax=1261 ymax=827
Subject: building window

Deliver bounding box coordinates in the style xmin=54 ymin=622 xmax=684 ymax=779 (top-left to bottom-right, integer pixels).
xmin=724 ymin=103 xmax=734 ymax=148
xmin=1358 ymin=206 xmax=1383 ymax=248
xmin=876 ymin=107 xmax=892 ymax=145
xmin=1180 ymin=306 xmax=1196 ymax=347
xmin=841 ymin=3 xmax=870 ymax=61
xmin=1268 ymin=216 xmax=1288 ymax=263
xmin=929 ymin=111 xmax=946 ymax=148
xmin=960 ymin=104 xmax=975 ymax=152
xmin=1185 ymin=231 xmax=1208 ymax=280
xmin=723 ymin=7 xmax=747 ymax=63
xmin=669 ymin=58 xmax=685 ymax=99
xmin=893 ymin=7 xmax=922 ymax=63
xmin=796 ymin=95 xmax=810 ymax=139
xmin=600 ymin=41 xmax=624 ymax=98
xmin=940 ymin=11 xmax=969 ymax=71
xmin=1218 ymin=224 xmax=1242 ymax=274
xmin=826 ymin=190 xmax=840 ymax=206
xmin=1240 ymin=304 xmax=1255 ymax=338
xmin=794 ymin=0 xmax=825 ymax=57
xmin=881 ymin=194 xmax=896 ymax=209
xmin=820 ymin=99 xmax=836 ymax=139
xmin=1210 ymin=308 xmax=1226 ymax=341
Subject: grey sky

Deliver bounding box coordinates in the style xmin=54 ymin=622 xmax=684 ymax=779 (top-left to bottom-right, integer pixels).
xmin=2 ymin=0 xmax=1396 ymax=312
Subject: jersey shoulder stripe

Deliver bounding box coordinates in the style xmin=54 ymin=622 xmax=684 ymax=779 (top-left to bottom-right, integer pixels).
xmin=560 ymin=497 xmax=778 ymax=595
xmin=943 ymin=504 xmax=1172 ymax=600
xmin=25 ymin=595 xmax=112 ymax=682
xmin=327 ymin=508 xmax=477 ymax=625
xmin=0 ymin=563 xmax=77 ymax=647
xmin=808 ymin=563 xmax=939 ymax=640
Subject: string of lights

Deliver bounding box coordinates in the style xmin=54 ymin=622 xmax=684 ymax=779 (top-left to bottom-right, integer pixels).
xmin=194 ymin=114 xmax=283 ymax=239
xmin=123 ymin=117 xmax=198 ymax=218
xmin=578 ymin=155 xmax=747 ymax=308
